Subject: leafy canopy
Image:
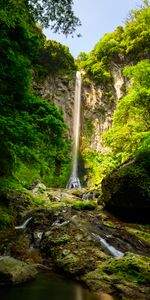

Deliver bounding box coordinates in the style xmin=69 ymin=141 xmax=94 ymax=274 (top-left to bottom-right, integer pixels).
xmin=26 ymin=0 xmax=81 ymax=34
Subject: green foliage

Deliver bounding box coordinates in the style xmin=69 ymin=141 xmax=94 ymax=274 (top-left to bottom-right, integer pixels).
xmin=76 ymin=27 xmax=124 ymax=84
xmin=0 ymin=0 xmax=71 ymax=187
xmin=36 ymin=40 xmax=76 ymax=77
xmin=94 ymin=31 xmax=122 ymax=61
xmin=82 ymin=150 xmax=118 ymax=187
xmin=0 ymin=210 xmax=12 ymax=228
xmin=77 ymin=4 xmax=150 ymax=84
xmin=0 ymin=0 xmax=80 ymax=35
xmin=123 ymin=5 xmax=150 ymax=58
xmin=27 ymin=0 xmax=81 ymax=34
xmin=103 ymin=60 xmax=150 ymax=164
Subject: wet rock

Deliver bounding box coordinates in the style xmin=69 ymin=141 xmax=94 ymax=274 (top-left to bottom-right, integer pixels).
xmin=0 ymin=256 xmax=37 ymax=285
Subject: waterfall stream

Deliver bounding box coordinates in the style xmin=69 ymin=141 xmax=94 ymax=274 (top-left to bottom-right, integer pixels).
xmin=67 ymin=71 xmax=82 ymax=189
xmin=90 ymin=232 xmax=124 ymax=258
xmin=15 ymin=217 xmax=32 ymax=230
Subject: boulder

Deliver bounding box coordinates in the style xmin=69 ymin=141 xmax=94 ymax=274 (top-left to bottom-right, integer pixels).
xmin=0 ymin=256 xmax=37 ymax=285
xmin=102 ymin=152 xmax=150 ymax=222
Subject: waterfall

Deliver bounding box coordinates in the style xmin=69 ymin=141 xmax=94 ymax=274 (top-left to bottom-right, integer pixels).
xmin=67 ymin=71 xmax=82 ymax=189
xmin=15 ymin=217 xmax=32 ymax=230
xmin=91 ymin=232 xmax=124 ymax=257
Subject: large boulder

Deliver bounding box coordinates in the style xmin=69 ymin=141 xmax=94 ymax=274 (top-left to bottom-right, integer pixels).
xmin=102 ymin=152 xmax=150 ymax=222
xmin=0 ymin=256 xmax=37 ymax=285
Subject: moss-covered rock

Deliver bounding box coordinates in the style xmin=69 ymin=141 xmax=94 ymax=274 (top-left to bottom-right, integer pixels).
xmin=40 ymin=212 xmax=108 ymax=275
xmin=102 ymin=154 xmax=150 ymax=222
xmin=72 ymin=201 xmax=96 ymax=211
xmin=83 ymin=253 xmax=150 ymax=299
xmin=0 ymin=256 xmax=37 ymax=285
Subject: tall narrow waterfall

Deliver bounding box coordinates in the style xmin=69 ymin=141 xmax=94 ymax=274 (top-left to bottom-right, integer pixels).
xmin=67 ymin=71 xmax=82 ymax=189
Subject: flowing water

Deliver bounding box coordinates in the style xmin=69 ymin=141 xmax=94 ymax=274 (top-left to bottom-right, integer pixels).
xmin=90 ymin=232 xmax=124 ymax=258
xmin=67 ymin=71 xmax=82 ymax=189
xmin=0 ymin=271 xmax=116 ymax=300
xmin=15 ymin=217 xmax=32 ymax=230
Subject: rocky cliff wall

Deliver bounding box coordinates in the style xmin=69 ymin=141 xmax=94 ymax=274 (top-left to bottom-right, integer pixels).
xmin=34 ymin=73 xmax=76 ymax=137
xmin=81 ymin=64 xmax=125 ymax=152
xmin=34 ymin=65 xmax=126 ymax=152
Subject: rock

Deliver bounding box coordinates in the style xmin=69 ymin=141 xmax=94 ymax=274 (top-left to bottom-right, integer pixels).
xmin=75 ymin=233 xmax=83 ymax=241
xmin=83 ymin=253 xmax=150 ymax=298
xmin=102 ymin=152 xmax=150 ymax=222
xmin=62 ymin=249 xmax=71 ymax=256
xmin=0 ymin=256 xmax=37 ymax=285
xmin=56 ymin=253 xmax=79 ymax=273
xmin=32 ymin=180 xmax=46 ymax=193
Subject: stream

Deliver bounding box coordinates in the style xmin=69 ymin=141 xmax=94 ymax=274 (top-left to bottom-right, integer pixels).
xmin=0 ymin=271 xmax=116 ymax=300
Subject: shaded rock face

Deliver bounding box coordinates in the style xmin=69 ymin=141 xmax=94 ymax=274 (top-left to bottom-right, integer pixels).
xmin=34 ymin=74 xmax=75 ymax=137
xmin=102 ymin=155 xmax=150 ymax=222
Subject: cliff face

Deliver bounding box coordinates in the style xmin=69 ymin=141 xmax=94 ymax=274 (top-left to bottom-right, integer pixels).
xmin=35 ymin=65 xmax=125 ymax=152
xmin=34 ymin=73 xmax=76 ymax=137
xmin=81 ymin=64 xmax=125 ymax=152
xmin=34 ymin=65 xmax=126 ymax=186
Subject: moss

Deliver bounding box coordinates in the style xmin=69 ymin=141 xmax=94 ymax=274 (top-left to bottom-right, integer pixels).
xmin=72 ymin=201 xmax=96 ymax=211
xmin=57 ymin=253 xmax=79 ymax=268
xmin=0 ymin=209 xmax=12 ymax=228
xmin=84 ymin=117 xmax=94 ymax=141
xmin=52 ymin=235 xmax=71 ymax=245
xmin=83 ymin=253 xmax=150 ymax=290
xmin=125 ymin=227 xmax=150 ymax=246
xmin=0 ymin=256 xmax=37 ymax=285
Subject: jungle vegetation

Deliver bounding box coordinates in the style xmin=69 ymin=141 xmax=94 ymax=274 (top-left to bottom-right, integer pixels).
xmin=77 ymin=2 xmax=150 ymax=186
xmin=0 ymin=0 xmax=78 ymax=188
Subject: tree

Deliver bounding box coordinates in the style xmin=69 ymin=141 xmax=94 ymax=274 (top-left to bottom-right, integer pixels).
xmin=37 ymin=40 xmax=75 ymax=75
xmin=0 ymin=0 xmax=72 ymax=183
xmin=26 ymin=0 xmax=81 ymax=34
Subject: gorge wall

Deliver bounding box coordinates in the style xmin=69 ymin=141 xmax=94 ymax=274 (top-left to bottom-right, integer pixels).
xmin=34 ymin=73 xmax=76 ymax=137
xmin=35 ymin=64 xmax=126 ymax=153
xmin=34 ymin=64 xmax=127 ymax=186
xmin=81 ymin=64 xmax=125 ymax=152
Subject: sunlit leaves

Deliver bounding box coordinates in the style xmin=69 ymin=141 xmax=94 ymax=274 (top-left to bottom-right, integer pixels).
xmin=103 ymin=60 xmax=150 ymax=163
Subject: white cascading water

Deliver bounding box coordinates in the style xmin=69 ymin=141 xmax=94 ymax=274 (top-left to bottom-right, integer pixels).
xmin=91 ymin=232 xmax=124 ymax=258
xmin=15 ymin=217 xmax=32 ymax=230
xmin=67 ymin=71 xmax=82 ymax=189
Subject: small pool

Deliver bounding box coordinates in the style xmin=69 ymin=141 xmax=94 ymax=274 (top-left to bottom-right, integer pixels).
xmin=0 ymin=271 xmax=116 ymax=300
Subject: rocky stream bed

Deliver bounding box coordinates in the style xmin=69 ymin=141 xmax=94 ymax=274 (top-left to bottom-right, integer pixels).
xmin=0 ymin=186 xmax=150 ymax=300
